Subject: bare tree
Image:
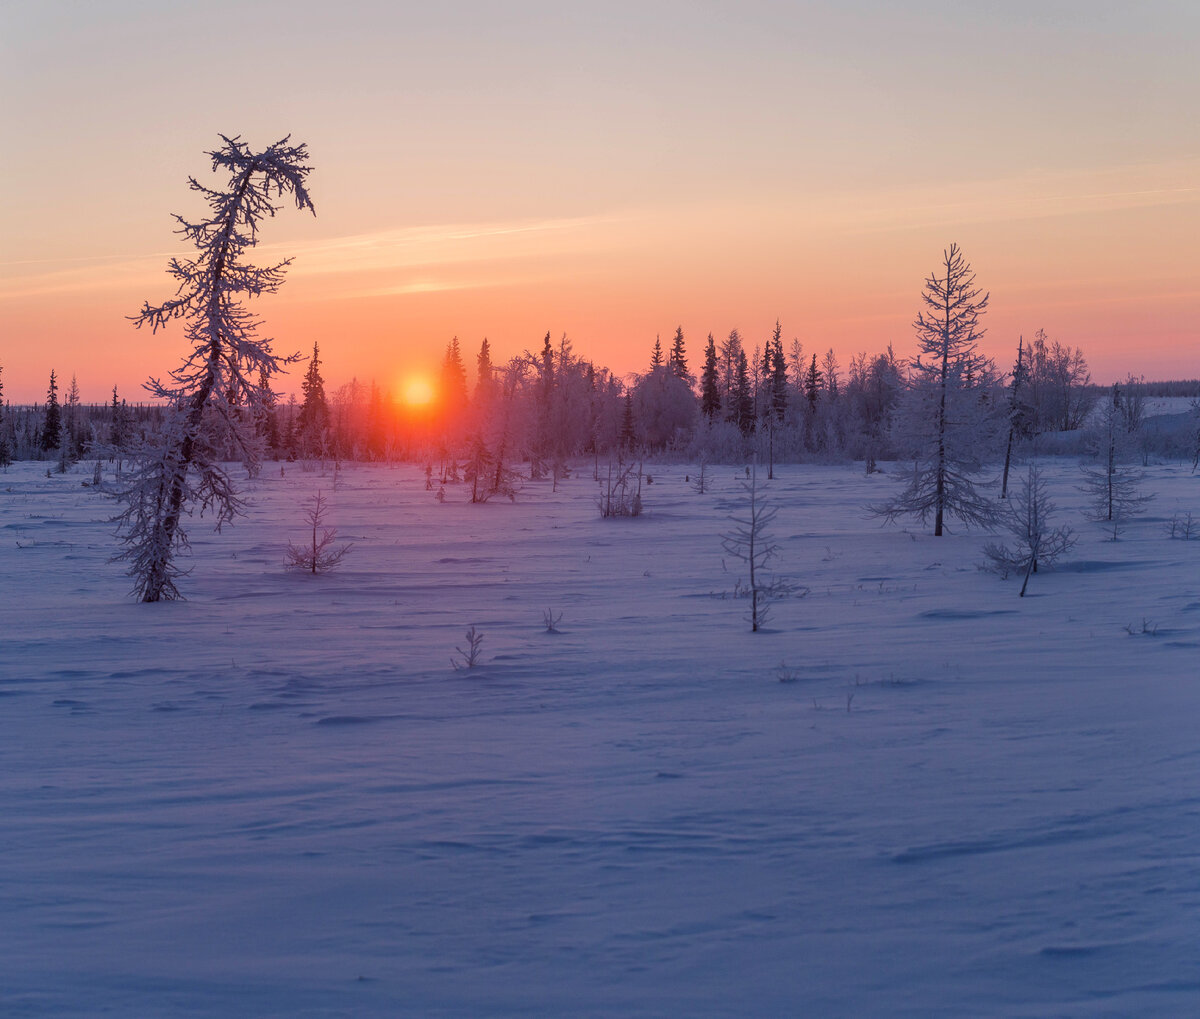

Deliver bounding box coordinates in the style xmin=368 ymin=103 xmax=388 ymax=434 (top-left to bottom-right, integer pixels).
xmin=115 ymin=135 xmax=314 ymax=601
xmin=983 ymin=463 xmax=1075 ymax=596
xmin=285 ymin=490 xmax=352 ymax=573
xmin=721 ymin=461 xmax=797 ymax=631
xmin=875 ymin=244 xmax=997 ymax=535
xmin=1080 ymin=383 xmax=1152 ymax=539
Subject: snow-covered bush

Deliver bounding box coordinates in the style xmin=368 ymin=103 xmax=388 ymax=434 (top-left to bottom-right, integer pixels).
xmin=599 ymin=460 xmax=643 ymax=517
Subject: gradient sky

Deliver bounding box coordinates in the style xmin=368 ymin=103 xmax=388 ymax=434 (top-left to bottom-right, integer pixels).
xmin=2 ymin=1 xmax=1197 ymax=402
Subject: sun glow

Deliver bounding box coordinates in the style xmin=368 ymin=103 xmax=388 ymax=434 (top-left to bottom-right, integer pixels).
xmin=401 ymin=375 xmax=437 ymax=408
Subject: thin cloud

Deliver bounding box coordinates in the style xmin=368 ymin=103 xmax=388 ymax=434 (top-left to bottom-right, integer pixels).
xmin=0 ymin=213 xmax=633 ymax=301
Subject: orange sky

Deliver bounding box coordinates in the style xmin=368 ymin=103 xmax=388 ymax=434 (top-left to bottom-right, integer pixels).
xmin=2 ymin=2 xmax=1197 ymax=402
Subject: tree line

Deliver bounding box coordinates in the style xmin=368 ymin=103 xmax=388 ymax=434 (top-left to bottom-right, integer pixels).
xmin=2 ymin=311 xmax=1190 ymax=478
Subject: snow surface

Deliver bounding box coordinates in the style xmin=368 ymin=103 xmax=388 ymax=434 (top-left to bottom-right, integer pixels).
xmin=3 ymin=458 xmax=1199 ymax=1016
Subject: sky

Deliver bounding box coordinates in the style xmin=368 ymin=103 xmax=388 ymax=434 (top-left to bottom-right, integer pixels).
xmin=1 ymin=0 xmax=1197 ymax=403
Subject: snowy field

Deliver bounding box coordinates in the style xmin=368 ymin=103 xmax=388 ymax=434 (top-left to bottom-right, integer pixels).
xmin=3 ymin=456 xmax=1199 ymax=1016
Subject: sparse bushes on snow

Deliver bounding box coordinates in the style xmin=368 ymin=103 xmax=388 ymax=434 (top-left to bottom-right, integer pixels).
xmin=599 ymin=459 xmax=643 ymax=517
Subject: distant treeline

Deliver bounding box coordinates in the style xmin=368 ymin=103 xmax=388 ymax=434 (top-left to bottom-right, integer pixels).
xmin=2 ymin=330 xmax=1197 ymax=473
xmin=1133 ymin=380 xmax=1200 ymax=398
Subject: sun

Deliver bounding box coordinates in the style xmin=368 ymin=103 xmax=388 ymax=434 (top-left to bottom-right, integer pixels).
xmin=401 ymin=375 xmax=437 ymax=408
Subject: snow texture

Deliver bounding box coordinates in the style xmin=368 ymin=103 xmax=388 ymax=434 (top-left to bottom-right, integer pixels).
xmin=3 ymin=459 xmax=1199 ymax=1015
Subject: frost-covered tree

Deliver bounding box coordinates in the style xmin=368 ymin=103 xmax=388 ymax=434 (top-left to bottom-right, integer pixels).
xmin=876 ymin=244 xmax=996 ymax=536
xmin=803 ymin=354 xmax=822 ymax=412
xmin=285 ymin=490 xmax=351 ymax=573
xmin=115 ymin=134 xmax=314 ymax=601
xmin=822 ymin=348 xmax=840 ymax=399
xmin=1026 ymin=329 xmax=1095 ymax=433
xmin=441 ymin=336 xmax=468 ymax=424
xmin=1080 ymin=383 xmax=1152 ymax=539
xmin=474 ymin=338 xmax=494 ymax=405
xmin=983 ymin=463 xmax=1075 ymax=596
xmin=731 ymin=349 xmax=754 ymax=435
xmin=619 ymin=391 xmax=636 ymax=450
xmin=721 ymin=462 xmax=794 ymax=632
xmin=632 ymin=366 xmax=697 ymax=449
xmin=464 ymin=432 xmax=494 ymax=503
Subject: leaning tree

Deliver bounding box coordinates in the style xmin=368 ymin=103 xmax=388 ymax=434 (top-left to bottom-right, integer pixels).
xmin=116 ymin=135 xmax=315 ymax=601
xmin=876 ymin=243 xmax=997 ymax=535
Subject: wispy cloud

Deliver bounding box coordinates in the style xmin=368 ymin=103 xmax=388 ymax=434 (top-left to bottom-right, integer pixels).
xmin=333 ymin=276 xmax=548 ymax=300
xmin=0 ymin=213 xmax=631 ymax=302
xmin=257 ymin=213 xmax=631 ymax=279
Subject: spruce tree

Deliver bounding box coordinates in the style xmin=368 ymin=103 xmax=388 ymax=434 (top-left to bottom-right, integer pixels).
xmin=669 ymin=326 xmax=689 ymax=381
xmin=700 ymin=333 xmax=721 ymax=419
xmin=41 ymin=370 xmax=61 ymax=453
xmin=109 ymin=386 xmax=130 ymax=451
xmin=441 ymin=336 xmax=468 ymax=419
xmin=620 ymin=392 xmax=636 ymax=450
xmin=650 ymin=335 xmax=664 ymax=371
xmin=770 ymin=329 xmax=788 ymax=423
xmin=255 ymin=366 xmax=280 ymax=456
xmin=733 ymin=350 xmax=754 ymax=435
xmin=475 ymin=338 xmax=493 ymax=403
xmin=803 ymin=354 xmax=823 ymax=411
xmin=297 ymin=341 xmax=328 ymax=453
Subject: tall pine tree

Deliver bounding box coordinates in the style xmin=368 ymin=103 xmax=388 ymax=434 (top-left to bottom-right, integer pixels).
xmin=700 ymin=333 xmax=721 ymax=419
xmin=803 ymin=354 xmax=823 ymax=411
xmin=770 ymin=326 xmax=788 ymax=423
xmin=41 ymin=370 xmax=61 ymax=453
xmin=474 ymin=338 xmax=493 ymax=404
xmin=669 ymin=326 xmax=689 ymax=381
xmin=650 ymin=335 xmax=664 ymax=371
xmin=441 ymin=336 xmax=468 ymax=429
xmin=297 ymin=341 xmax=328 ymax=453
xmin=732 ymin=350 xmax=754 ymax=435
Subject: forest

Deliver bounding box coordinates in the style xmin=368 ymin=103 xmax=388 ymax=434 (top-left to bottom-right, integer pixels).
xmin=3 ymin=327 xmax=1197 ymax=477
